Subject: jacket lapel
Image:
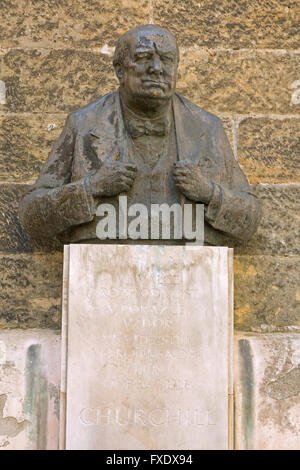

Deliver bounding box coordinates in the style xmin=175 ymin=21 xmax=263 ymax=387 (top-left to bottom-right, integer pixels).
xmin=173 ymin=92 xmax=207 ymax=163
xmin=173 ymin=93 xmax=222 ymax=184
xmin=88 ymin=91 xmax=217 ymax=175
xmin=89 ymin=91 xmax=126 ymax=163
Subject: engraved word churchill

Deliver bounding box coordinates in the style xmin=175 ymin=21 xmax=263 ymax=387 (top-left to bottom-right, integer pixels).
xmin=19 ymin=25 xmax=260 ymax=245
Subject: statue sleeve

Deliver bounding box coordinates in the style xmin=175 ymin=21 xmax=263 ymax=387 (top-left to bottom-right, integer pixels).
xmin=18 ymin=113 xmax=96 ymax=239
xmin=205 ymin=119 xmax=261 ymax=241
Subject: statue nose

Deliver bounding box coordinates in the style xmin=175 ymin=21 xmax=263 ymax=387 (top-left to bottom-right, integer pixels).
xmin=149 ymin=56 xmax=162 ymax=73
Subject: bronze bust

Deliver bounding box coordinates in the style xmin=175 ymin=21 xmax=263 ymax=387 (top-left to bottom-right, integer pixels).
xmin=19 ymin=25 xmax=260 ymax=245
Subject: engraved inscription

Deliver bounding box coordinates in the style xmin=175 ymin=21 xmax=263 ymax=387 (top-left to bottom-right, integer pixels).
xmin=63 ymin=245 xmax=231 ymax=449
xmin=79 ymin=407 xmax=217 ymax=427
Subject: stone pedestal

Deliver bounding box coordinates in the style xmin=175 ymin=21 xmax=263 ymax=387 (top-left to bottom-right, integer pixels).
xmin=60 ymin=245 xmax=233 ymax=450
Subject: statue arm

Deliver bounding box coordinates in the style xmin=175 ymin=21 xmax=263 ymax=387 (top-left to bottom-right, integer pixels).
xmin=18 ymin=113 xmax=96 ymax=239
xmin=205 ymin=119 xmax=261 ymax=241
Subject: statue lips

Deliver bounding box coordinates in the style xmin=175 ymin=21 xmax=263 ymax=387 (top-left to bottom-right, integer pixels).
xmin=142 ymin=79 xmax=168 ymax=90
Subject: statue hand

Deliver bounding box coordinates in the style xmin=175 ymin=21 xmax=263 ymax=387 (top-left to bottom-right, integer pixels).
xmin=90 ymin=158 xmax=137 ymax=197
xmin=173 ymin=160 xmax=214 ymax=204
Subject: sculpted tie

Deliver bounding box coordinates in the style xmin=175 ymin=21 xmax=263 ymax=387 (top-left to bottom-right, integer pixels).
xmin=127 ymin=118 xmax=171 ymax=139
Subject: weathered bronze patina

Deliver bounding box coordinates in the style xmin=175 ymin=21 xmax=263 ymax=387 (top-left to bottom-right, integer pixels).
xmin=19 ymin=25 xmax=261 ymax=245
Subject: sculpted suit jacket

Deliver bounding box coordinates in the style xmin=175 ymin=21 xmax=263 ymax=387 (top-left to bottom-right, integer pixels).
xmin=19 ymin=91 xmax=261 ymax=245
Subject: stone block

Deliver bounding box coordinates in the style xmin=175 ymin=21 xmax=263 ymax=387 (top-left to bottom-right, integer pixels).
xmin=176 ymin=50 xmax=300 ymax=115
xmin=1 ymin=49 xmax=118 ymax=112
xmin=0 ymin=0 xmax=150 ymax=48
xmin=235 ymin=333 xmax=300 ymax=450
xmin=153 ymin=0 xmax=300 ymax=49
xmin=233 ymin=183 xmax=300 ymax=256
xmin=234 ymin=255 xmax=300 ymax=332
xmin=238 ymin=118 xmax=300 ymax=183
xmin=0 ymin=329 xmax=60 ymax=449
xmin=0 ymin=113 xmax=66 ymax=182
xmin=0 ymin=253 xmax=63 ymax=329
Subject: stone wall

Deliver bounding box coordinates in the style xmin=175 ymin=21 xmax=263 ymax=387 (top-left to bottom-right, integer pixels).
xmin=0 ymin=0 xmax=299 ymax=449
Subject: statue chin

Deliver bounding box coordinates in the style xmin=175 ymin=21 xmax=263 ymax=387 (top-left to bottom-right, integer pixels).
xmin=130 ymin=88 xmax=173 ymax=109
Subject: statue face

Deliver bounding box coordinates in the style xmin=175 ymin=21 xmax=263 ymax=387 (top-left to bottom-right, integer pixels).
xmin=119 ymin=29 xmax=178 ymax=103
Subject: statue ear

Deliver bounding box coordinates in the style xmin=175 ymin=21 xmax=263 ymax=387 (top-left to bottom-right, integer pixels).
xmin=114 ymin=65 xmax=123 ymax=82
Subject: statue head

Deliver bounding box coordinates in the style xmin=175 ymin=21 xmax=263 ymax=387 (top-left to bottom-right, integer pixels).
xmin=113 ymin=25 xmax=179 ymax=112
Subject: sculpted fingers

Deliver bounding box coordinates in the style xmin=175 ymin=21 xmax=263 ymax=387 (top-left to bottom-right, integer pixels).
xmin=174 ymin=178 xmax=190 ymax=192
xmin=119 ymin=178 xmax=133 ymax=192
xmin=115 ymin=174 xmax=136 ymax=193
xmin=124 ymin=183 xmax=133 ymax=191
xmin=116 ymin=162 xmax=137 ymax=174
xmin=174 ymin=161 xmax=195 ymax=171
xmin=123 ymin=163 xmax=137 ymax=171
xmin=121 ymin=168 xmax=137 ymax=180
xmin=173 ymin=169 xmax=190 ymax=179
xmin=120 ymin=174 xmax=135 ymax=185
xmin=90 ymin=161 xmax=137 ymax=196
xmin=174 ymin=171 xmax=189 ymax=179
xmin=174 ymin=159 xmax=190 ymax=167
xmin=174 ymin=171 xmax=189 ymax=184
xmin=113 ymin=162 xmax=137 ymax=179
xmin=174 ymin=179 xmax=188 ymax=189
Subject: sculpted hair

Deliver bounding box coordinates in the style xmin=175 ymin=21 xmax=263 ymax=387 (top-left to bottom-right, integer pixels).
xmin=113 ymin=33 xmax=131 ymax=68
xmin=113 ymin=24 xmax=179 ymax=69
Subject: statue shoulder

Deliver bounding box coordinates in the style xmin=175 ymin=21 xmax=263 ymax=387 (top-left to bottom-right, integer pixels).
xmin=65 ymin=91 xmax=117 ymax=128
xmin=174 ymin=92 xmax=222 ymax=129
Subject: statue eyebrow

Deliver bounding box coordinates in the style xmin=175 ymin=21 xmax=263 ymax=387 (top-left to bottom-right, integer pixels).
xmin=134 ymin=48 xmax=155 ymax=55
xmin=153 ymin=42 xmax=175 ymax=57
xmin=160 ymin=52 xmax=175 ymax=58
xmin=134 ymin=48 xmax=175 ymax=58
